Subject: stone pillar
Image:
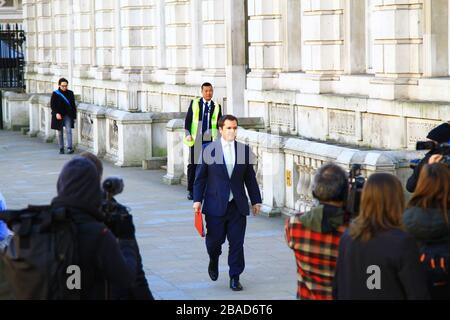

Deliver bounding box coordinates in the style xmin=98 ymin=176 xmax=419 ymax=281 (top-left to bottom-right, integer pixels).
xmin=51 ymin=0 xmax=70 ymax=77
xmin=301 ymin=0 xmax=344 ymax=77
xmin=163 ymin=119 xmax=185 ymax=185
xmin=370 ymin=1 xmax=423 ymax=99
xmin=76 ymin=103 xmax=107 ymax=156
xmin=36 ymin=0 xmax=53 ymax=78
xmin=28 ymin=95 xmax=41 ymax=137
xmin=112 ymin=0 xmax=122 ymax=78
xmin=224 ymin=0 xmax=246 ymax=117
xmin=423 ymin=0 xmax=448 ymax=77
xmin=246 ymin=0 xmax=283 ymax=91
xmin=344 ymin=0 xmax=365 ymax=74
xmin=154 ymin=0 xmax=167 ymax=82
xmin=190 ymin=0 xmax=203 ymax=71
xmin=365 ymin=0 xmax=375 ymax=74
xmin=259 ymin=135 xmax=285 ymax=217
xmin=73 ymin=0 xmax=93 ymax=79
xmin=165 ymin=0 xmax=191 ymax=84
xmin=117 ymin=0 xmax=157 ymax=76
xmin=282 ymin=0 xmax=301 ymax=72
xmin=198 ymin=0 xmax=226 ymax=87
xmin=23 ymin=0 xmax=38 ymax=91
xmin=92 ymin=1 xmax=114 ymax=80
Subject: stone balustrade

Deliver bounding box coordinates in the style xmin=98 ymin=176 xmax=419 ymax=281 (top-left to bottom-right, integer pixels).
xmin=164 ymin=120 xmax=425 ymax=216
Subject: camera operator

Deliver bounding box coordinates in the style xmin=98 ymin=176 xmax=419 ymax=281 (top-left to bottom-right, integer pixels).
xmin=50 ymin=157 xmax=138 ymax=299
xmin=285 ymin=163 xmax=351 ymax=300
xmin=407 ymin=123 xmax=450 ymax=193
xmin=80 ymin=152 xmax=154 ymax=300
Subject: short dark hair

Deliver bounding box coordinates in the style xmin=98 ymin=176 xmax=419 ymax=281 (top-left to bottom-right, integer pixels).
xmin=218 ymin=115 xmax=239 ymax=129
xmin=201 ymin=82 xmax=213 ymax=90
xmin=312 ymin=163 xmax=348 ymax=202
xmin=58 ymin=78 xmax=69 ymax=85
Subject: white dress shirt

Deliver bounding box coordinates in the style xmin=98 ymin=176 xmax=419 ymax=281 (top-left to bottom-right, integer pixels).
xmin=221 ymin=137 xmax=235 ymax=201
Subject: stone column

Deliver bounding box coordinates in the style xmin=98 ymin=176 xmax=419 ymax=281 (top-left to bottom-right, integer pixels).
xmin=370 ymin=1 xmax=424 ymax=99
xmin=282 ymin=0 xmax=301 ymax=72
xmin=72 ymin=0 xmax=93 ymax=79
xmin=23 ymin=0 xmax=39 ymax=92
xmin=51 ymin=0 xmax=70 ymax=77
xmin=118 ymin=1 xmax=158 ymax=78
xmin=246 ymin=0 xmax=283 ymax=91
xmin=36 ymin=0 xmax=53 ymax=78
xmin=224 ymin=0 xmax=246 ymax=117
xmin=344 ymin=0 xmax=365 ymax=74
xmin=154 ymin=0 xmax=167 ymax=82
xmin=190 ymin=0 xmax=203 ymax=71
xmin=165 ymin=0 xmax=191 ymax=84
xmin=92 ymin=1 xmax=114 ymax=80
xmin=198 ymin=0 xmax=226 ymax=88
xmin=423 ymin=0 xmax=448 ymax=77
xmin=301 ymin=0 xmax=344 ymax=77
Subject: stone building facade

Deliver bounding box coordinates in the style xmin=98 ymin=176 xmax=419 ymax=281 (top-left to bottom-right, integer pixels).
xmin=0 ymin=0 xmax=22 ymax=28
xmin=3 ymin=0 xmax=450 ymax=215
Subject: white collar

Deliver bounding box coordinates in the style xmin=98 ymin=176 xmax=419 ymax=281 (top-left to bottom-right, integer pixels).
xmin=221 ymin=137 xmax=234 ymax=148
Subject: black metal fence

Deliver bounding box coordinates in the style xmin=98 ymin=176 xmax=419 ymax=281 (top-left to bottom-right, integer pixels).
xmin=0 ymin=24 xmax=26 ymax=89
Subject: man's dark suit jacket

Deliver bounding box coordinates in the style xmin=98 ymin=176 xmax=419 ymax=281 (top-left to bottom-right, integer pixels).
xmin=193 ymin=140 xmax=262 ymax=217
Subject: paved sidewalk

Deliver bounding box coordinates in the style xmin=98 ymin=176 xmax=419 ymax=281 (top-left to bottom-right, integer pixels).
xmin=0 ymin=130 xmax=297 ymax=300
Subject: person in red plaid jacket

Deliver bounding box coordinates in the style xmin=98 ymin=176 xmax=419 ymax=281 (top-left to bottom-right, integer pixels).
xmin=285 ymin=163 xmax=350 ymax=300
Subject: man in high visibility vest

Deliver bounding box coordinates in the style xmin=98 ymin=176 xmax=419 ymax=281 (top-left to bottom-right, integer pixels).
xmin=184 ymin=82 xmax=222 ymax=200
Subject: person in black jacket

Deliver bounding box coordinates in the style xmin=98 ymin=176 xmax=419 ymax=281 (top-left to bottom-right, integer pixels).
xmin=51 ymin=156 xmax=137 ymax=299
xmin=80 ymin=151 xmax=154 ymax=300
xmin=404 ymin=163 xmax=450 ymax=299
xmin=50 ymin=78 xmax=77 ymax=154
xmin=406 ymin=122 xmax=450 ymax=193
xmin=333 ymin=173 xmax=430 ymax=300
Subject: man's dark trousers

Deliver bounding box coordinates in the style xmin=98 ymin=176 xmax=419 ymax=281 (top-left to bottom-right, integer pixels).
xmin=205 ymin=199 xmax=246 ymax=279
xmin=187 ymin=146 xmax=197 ymax=194
xmin=188 ymin=142 xmax=210 ymax=193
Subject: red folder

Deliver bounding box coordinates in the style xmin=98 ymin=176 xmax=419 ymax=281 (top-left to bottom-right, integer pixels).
xmin=195 ymin=209 xmax=205 ymax=238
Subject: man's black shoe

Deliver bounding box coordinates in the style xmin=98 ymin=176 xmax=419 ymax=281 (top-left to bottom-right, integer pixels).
xmin=67 ymin=148 xmax=74 ymax=154
xmin=230 ymin=278 xmax=243 ymax=291
xmin=208 ymin=259 xmax=219 ymax=281
xmin=59 ymin=148 xmax=64 ymax=154
xmin=187 ymin=191 xmax=193 ymax=200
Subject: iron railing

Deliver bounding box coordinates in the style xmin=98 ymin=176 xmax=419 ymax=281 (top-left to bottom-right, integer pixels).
xmin=0 ymin=23 xmax=26 ymax=89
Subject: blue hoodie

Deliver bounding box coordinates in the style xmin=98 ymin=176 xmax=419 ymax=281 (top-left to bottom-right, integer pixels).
xmin=0 ymin=192 xmax=11 ymax=243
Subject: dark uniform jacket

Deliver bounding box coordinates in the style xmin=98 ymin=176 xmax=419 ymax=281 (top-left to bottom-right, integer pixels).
xmin=50 ymin=88 xmax=77 ymax=130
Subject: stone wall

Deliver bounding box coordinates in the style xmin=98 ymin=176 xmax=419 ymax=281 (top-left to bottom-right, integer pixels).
xmin=22 ymin=0 xmax=450 ymax=152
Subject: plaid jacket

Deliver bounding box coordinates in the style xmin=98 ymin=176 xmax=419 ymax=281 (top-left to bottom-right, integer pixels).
xmin=285 ymin=205 xmax=349 ymax=300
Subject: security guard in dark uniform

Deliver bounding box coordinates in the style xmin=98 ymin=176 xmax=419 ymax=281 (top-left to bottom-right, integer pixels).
xmin=184 ymin=83 xmax=222 ymax=200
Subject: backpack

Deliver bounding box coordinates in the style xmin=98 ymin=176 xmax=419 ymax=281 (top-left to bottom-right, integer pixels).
xmin=0 ymin=205 xmax=87 ymax=300
xmin=419 ymin=240 xmax=450 ymax=297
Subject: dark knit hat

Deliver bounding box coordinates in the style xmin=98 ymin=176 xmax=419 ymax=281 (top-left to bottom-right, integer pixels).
xmin=427 ymin=123 xmax=450 ymax=144
xmin=51 ymin=156 xmax=102 ymax=219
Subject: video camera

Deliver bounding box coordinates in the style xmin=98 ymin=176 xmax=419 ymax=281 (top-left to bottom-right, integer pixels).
xmin=346 ymin=164 xmax=366 ymax=218
xmin=414 ymin=141 xmax=450 ymax=166
xmin=101 ymin=177 xmax=132 ymax=236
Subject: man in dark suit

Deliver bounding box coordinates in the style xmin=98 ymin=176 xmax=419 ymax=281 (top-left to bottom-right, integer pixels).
xmin=184 ymin=83 xmax=222 ymax=200
xmin=193 ymin=115 xmax=262 ymax=291
xmin=50 ymin=78 xmax=77 ymax=154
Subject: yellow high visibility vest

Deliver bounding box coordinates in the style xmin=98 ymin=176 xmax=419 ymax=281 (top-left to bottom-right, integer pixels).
xmin=184 ymin=98 xmax=221 ymax=147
